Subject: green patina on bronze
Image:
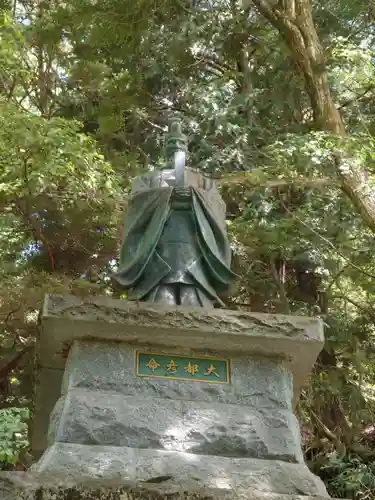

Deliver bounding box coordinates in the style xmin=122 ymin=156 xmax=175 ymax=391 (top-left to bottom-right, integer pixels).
xmin=164 ymin=117 xmax=187 ymax=160
xmin=112 ymin=117 xmax=237 ymax=308
xmin=136 ymin=351 xmax=230 ymax=384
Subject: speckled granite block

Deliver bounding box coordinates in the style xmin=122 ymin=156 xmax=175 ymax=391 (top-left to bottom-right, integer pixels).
xmin=48 ymin=389 xmax=303 ymax=462
xmin=62 ymin=341 xmax=293 ymax=409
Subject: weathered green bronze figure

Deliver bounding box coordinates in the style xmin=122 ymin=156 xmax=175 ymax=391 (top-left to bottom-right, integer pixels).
xmin=113 ymin=118 xmax=236 ymax=307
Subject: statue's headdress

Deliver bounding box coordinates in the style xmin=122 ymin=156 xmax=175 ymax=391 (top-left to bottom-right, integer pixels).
xmin=164 ymin=117 xmax=187 ymax=160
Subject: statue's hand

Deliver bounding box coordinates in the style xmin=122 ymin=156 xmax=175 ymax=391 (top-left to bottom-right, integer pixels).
xmin=173 ymin=186 xmax=191 ymax=199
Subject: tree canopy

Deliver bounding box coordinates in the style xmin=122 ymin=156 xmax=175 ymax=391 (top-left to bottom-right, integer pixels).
xmin=1 ymin=0 xmax=375 ymax=497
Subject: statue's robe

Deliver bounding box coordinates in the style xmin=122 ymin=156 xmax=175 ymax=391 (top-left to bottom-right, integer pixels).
xmin=113 ymin=169 xmax=236 ymax=306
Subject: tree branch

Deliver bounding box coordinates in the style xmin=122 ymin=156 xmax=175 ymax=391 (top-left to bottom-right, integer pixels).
xmin=310 ymin=410 xmax=346 ymax=455
xmin=15 ymin=199 xmax=55 ymax=272
xmin=279 ymin=198 xmax=375 ymax=281
xmin=217 ymin=172 xmax=331 ymax=188
xmin=246 ymin=0 xmax=375 ymax=237
xmin=270 ymin=256 xmax=291 ymax=313
xmin=338 ymin=83 xmax=375 ymax=110
xmin=0 ymin=346 xmax=33 ymax=387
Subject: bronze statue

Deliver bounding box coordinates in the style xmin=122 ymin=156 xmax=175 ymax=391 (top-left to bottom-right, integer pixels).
xmin=113 ymin=118 xmax=236 ymax=307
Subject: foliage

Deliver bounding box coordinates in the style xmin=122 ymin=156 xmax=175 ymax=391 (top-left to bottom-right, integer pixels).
xmin=1 ymin=0 xmax=375 ymax=496
xmin=322 ymin=454 xmax=375 ymax=500
xmin=0 ymin=408 xmax=29 ymax=467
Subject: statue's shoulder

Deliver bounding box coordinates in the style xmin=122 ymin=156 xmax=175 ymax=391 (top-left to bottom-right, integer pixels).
xmin=187 ymin=169 xmax=226 ymax=221
xmin=185 ymin=168 xmax=217 ymax=191
xmin=130 ymin=168 xmax=219 ymax=193
xmin=130 ymin=170 xmax=161 ymax=193
xmin=131 ymin=169 xmax=178 ymax=192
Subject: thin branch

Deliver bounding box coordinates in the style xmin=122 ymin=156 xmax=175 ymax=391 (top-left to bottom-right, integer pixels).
xmin=338 ymin=84 xmax=375 ymax=110
xmin=270 ymin=256 xmax=291 ymax=313
xmin=0 ymin=346 xmax=33 ymax=386
xmin=277 ymin=196 xmax=375 ymax=280
xmin=217 ymin=173 xmax=332 ymax=188
xmin=15 ymin=199 xmax=55 ymax=272
xmin=326 ymin=264 xmax=350 ymax=290
xmin=331 ymin=294 xmax=375 ymax=319
xmin=310 ymin=409 xmax=346 ymax=455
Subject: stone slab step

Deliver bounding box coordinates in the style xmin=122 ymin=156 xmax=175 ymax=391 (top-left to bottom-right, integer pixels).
xmin=31 ymin=443 xmax=329 ymax=497
xmin=0 ymin=472 xmax=339 ymax=500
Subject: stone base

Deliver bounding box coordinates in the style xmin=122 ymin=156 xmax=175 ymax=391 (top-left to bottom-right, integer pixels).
xmin=0 ymin=473 xmax=337 ymax=500
xmin=33 ymin=295 xmax=324 ymax=458
xmin=28 ymin=295 xmax=331 ymax=500
xmin=30 ymin=443 xmax=328 ymax=497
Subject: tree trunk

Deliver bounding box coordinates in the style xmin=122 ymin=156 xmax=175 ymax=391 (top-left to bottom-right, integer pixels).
xmin=246 ymin=0 xmax=375 ymax=234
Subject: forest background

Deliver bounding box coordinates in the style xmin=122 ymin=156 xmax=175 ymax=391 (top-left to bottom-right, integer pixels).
xmin=1 ymin=0 xmax=375 ymax=498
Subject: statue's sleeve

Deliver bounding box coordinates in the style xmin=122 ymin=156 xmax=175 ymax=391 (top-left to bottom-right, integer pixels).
xmin=185 ymin=171 xmax=226 ymax=229
xmin=191 ymin=186 xmax=236 ymax=287
xmin=130 ymin=173 xmax=154 ymax=193
xmin=202 ymin=178 xmax=227 ymax=230
xmin=114 ymin=186 xmax=172 ymax=288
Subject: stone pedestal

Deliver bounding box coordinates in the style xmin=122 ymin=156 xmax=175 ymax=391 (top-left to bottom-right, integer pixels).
xmin=20 ymin=294 xmax=331 ymax=499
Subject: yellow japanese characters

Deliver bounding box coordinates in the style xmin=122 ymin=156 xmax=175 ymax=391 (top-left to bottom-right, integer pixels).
xmin=204 ymin=364 xmax=220 ymax=378
xmin=166 ymin=360 xmax=178 ymax=373
xmin=137 ymin=352 xmax=229 ymax=384
xmin=146 ymin=358 xmax=160 ymax=372
xmin=184 ymin=361 xmax=200 ymax=376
